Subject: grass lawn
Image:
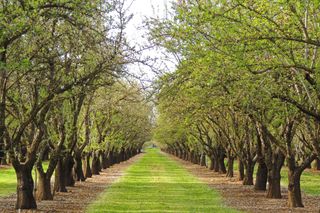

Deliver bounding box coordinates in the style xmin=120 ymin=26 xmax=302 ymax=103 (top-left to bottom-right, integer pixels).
xmin=0 ymin=167 xmax=16 ymax=197
xmin=87 ymin=148 xmax=239 ymax=213
xmin=0 ymin=162 xmax=49 ymax=197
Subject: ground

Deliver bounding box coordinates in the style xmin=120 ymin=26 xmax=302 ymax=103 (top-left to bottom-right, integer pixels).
xmin=87 ymin=148 xmax=237 ymax=213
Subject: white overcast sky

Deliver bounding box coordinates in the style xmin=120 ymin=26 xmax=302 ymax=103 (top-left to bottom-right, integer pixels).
xmin=124 ymin=0 xmax=175 ymax=87
xmin=125 ymin=0 xmax=169 ymax=44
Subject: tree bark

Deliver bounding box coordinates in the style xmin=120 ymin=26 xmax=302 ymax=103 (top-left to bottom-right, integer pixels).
xmin=254 ymin=161 xmax=268 ymax=191
xmin=218 ymin=155 xmax=227 ymax=174
xmin=64 ymin=154 xmax=75 ymax=187
xmin=83 ymin=153 xmax=92 ymax=178
xmin=209 ymin=156 xmax=215 ymax=170
xmin=200 ymin=153 xmax=206 ymax=167
xmin=36 ymin=172 xmax=53 ymax=201
xmin=243 ymin=160 xmax=254 ymax=185
xmin=266 ymin=153 xmax=284 ymax=199
xmin=315 ymin=158 xmax=320 ymax=170
xmin=287 ymin=169 xmax=304 ymax=207
xmin=15 ymin=165 xmax=37 ymax=209
xmin=101 ymin=151 xmax=108 ymax=169
xmin=238 ymin=159 xmax=244 ymax=181
xmin=226 ymin=157 xmax=234 ymax=178
xmin=91 ymin=152 xmax=100 ymax=175
xmin=54 ymin=158 xmax=67 ymax=192
xmin=214 ymin=157 xmax=219 ymax=172
xmin=74 ymin=151 xmax=85 ymax=181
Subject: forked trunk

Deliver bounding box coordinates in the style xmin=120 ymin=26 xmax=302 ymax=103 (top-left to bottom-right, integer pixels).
xmin=15 ymin=165 xmax=37 ymax=209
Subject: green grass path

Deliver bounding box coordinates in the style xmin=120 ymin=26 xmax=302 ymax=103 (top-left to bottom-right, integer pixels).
xmin=87 ymin=148 xmax=238 ymax=213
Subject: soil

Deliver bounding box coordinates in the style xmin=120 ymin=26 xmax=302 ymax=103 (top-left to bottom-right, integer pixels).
xmin=0 ymin=154 xmax=142 ymax=213
xmin=170 ymin=154 xmax=320 ymax=213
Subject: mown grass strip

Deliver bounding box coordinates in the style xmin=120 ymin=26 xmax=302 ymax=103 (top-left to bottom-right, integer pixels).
xmin=87 ymin=148 xmax=239 ymax=213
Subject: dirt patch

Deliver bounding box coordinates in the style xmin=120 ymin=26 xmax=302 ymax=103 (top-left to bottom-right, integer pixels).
xmin=0 ymin=154 xmax=142 ymax=213
xmin=170 ymin=154 xmax=320 ymax=213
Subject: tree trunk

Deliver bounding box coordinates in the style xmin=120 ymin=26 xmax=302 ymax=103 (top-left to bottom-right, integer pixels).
xmin=288 ymin=169 xmax=304 ymax=207
xmin=1 ymin=152 xmax=7 ymax=165
xmin=0 ymin=144 xmax=4 ymax=165
xmin=36 ymin=172 xmax=53 ymax=201
xmin=74 ymin=152 xmax=85 ymax=182
xmin=254 ymin=161 xmax=268 ymax=191
xmin=15 ymin=166 xmax=37 ymax=209
xmin=315 ymin=158 xmax=320 ymax=170
xmin=218 ymin=156 xmax=226 ymax=174
xmin=243 ymin=160 xmax=254 ymax=185
xmin=101 ymin=151 xmax=108 ymax=169
xmin=209 ymin=156 xmax=215 ymax=170
xmin=64 ymin=154 xmax=75 ymax=187
xmin=91 ymin=153 xmax=100 ymax=175
xmin=226 ymin=157 xmax=234 ymax=178
xmin=54 ymin=158 xmax=67 ymax=192
xmin=200 ymin=154 xmax=206 ymax=167
xmin=214 ymin=157 xmax=219 ymax=172
xmin=266 ymin=153 xmax=284 ymax=199
xmin=83 ymin=154 xmax=92 ymax=178
xmin=238 ymin=159 xmax=244 ymax=181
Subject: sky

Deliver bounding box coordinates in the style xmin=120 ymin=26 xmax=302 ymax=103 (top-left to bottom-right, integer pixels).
xmin=123 ymin=0 xmax=175 ymax=88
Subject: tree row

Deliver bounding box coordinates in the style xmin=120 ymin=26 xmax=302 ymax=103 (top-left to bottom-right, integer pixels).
xmin=151 ymin=0 xmax=320 ymax=208
xmin=0 ymin=0 xmax=152 ymax=209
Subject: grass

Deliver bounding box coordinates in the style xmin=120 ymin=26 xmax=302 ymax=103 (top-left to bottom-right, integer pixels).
xmin=87 ymin=148 xmax=239 ymax=213
xmin=0 ymin=167 xmax=17 ymax=196
xmin=0 ymin=162 xmax=49 ymax=197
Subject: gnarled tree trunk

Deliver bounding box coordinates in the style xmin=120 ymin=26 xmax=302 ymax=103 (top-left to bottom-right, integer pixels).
xmin=15 ymin=165 xmax=37 ymax=209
